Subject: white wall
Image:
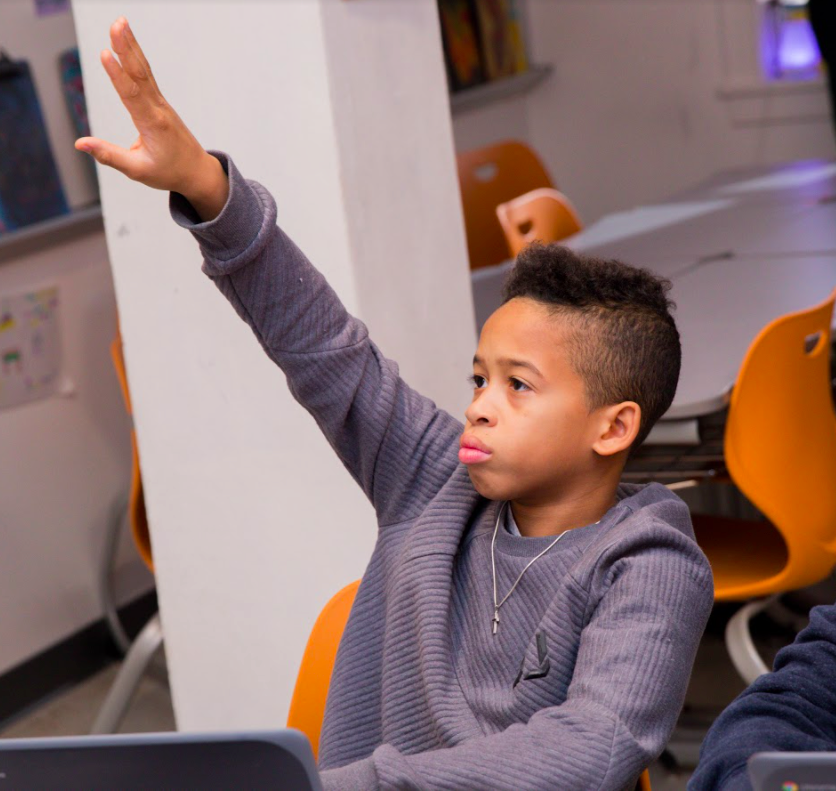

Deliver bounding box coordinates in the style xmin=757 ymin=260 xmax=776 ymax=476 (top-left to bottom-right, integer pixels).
xmin=451 ymin=0 xmax=835 ymax=223
xmin=72 ymin=0 xmax=474 ymax=730
xmin=452 ymin=95 xmax=531 ymax=152
xmin=0 ymin=227 xmax=150 ymax=675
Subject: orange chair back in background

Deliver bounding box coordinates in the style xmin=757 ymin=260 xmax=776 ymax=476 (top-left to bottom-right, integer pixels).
xmin=287 ymin=579 xmax=360 ymax=761
xmin=496 ymin=187 xmax=583 ymax=257
xmin=457 ymin=140 xmax=554 ymax=270
xmin=286 ymin=578 xmax=652 ymax=789
xmin=110 ymin=333 xmax=153 ymax=572
xmin=695 ymin=288 xmax=836 ymax=601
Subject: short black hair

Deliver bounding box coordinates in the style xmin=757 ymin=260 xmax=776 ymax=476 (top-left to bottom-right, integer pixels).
xmin=501 ymin=243 xmax=681 ymax=449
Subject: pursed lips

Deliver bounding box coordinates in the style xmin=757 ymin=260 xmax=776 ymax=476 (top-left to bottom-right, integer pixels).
xmin=459 ymin=435 xmax=492 ymax=465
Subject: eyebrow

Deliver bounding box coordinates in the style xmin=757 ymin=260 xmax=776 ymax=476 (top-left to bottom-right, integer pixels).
xmin=472 ymin=354 xmax=544 ymax=379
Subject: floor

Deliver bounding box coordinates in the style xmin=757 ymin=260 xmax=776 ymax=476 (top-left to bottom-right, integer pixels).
xmin=0 ymin=597 xmax=816 ymax=790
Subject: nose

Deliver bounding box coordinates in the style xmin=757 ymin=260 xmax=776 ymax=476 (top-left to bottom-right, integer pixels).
xmin=464 ymin=389 xmax=498 ymax=427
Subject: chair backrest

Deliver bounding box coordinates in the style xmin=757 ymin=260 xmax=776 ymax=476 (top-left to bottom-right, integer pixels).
xmin=496 ymin=187 xmax=583 ymax=257
xmin=287 ymin=579 xmax=361 ymax=761
xmin=110 ymin=333 xmax=154 ymax=572
xmin=457 ymin=140 xmax=554 ymax=270
xmin=725 ymin=287 xmax=836 ymax=591
xmin=286 ymin=578 xmax=652 ymax=789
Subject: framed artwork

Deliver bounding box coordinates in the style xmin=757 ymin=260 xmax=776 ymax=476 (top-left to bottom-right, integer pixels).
xmin=438 ymin=0 xmax=486 ymax=92
xmin=0 ymin=56 xmax=69 ymax=234
xmin=473 ymin=0 xmax=528 ymax=82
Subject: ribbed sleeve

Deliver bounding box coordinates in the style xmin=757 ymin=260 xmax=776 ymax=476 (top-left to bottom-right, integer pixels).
xmin=171 ymin=152 xmax=464 ymax=527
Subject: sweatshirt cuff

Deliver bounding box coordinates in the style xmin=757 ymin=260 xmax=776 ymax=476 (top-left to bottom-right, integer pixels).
xmin=319 ymin=757 xmax=378 ymax=791
xmin=169 ymin=150 xmax=278 ymax=277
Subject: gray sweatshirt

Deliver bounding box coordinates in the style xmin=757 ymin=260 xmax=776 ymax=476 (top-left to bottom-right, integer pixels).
xmin=171 ymin=153 xmax=714 ymax=791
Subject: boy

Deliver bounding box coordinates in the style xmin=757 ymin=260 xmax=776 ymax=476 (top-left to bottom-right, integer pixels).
xmin=78 ymin=18 xmax=713 ymax=790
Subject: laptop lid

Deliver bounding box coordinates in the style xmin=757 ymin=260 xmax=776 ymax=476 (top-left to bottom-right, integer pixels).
xmin=748 ymin=752 xmax=836 ymax=791
xmin=0 ymin=729 xmax=323 ymax=791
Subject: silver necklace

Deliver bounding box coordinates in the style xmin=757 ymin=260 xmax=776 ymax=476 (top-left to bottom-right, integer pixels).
xmin=490 ymin=502 xmax=569 ymax=636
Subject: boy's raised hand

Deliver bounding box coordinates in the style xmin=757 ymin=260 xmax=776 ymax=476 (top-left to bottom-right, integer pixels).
xmin=76 ymin=17 xmax=228 ymax=221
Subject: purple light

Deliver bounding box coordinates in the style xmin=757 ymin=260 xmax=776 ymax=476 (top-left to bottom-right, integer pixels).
xmin=778 ymin=17 xmax=821 ymax=74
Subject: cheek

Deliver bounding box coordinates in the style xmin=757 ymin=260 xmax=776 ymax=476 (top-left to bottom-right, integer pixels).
xmin=520 ymin=399 xmax=590 ymax=454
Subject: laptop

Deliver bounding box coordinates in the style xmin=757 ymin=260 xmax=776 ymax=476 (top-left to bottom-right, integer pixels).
xmin=0 ymin=729 xmax=323 ymax=791
xmin=749 ymin=752 xmax=836 ymax=791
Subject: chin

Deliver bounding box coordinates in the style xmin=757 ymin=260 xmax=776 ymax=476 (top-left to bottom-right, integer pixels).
xmin=466 ymin=466 xmax=517 ymax=502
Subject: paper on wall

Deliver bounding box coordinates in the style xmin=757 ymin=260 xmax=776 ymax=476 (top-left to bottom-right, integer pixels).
xmin=0 ymin=286 xmax=61 ymax=410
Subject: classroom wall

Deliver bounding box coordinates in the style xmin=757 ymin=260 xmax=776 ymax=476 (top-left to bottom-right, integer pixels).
xmin=451 ymin=0 xmax=835 ymax=223
xmin=0 ymin=228 xmax=151 ymax=675
xmin=0 ymin=4 xmax=149 ymax=676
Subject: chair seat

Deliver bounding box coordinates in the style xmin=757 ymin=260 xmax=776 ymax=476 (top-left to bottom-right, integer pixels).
xmin=692 ymin=514 xmax=788 ymax=600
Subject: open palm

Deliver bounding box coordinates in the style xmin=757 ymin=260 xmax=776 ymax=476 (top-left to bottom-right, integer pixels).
xmin=76 ymin=18 xmax=227 ymax=219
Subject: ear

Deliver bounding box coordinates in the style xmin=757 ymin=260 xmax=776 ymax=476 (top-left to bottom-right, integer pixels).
xmin=591 ymin=401 xmax=642 ymax=457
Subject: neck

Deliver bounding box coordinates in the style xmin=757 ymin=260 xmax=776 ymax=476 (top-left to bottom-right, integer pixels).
xmin=509 ymin=475 xmax=621 ymax=538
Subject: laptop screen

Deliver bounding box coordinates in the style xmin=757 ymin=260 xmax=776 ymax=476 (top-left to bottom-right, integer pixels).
xmin=0 ymin=729 xmax=322 ymax=791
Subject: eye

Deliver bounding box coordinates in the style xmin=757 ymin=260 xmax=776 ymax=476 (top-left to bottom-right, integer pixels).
xmin=468 ymin=374 xmax=487 ymax=389
xmin=509 ymin=377 xmax=530 ymax=392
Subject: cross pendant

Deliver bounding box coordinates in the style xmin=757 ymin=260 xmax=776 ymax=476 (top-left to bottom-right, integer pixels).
xmin=492 ymin=610 xmax=500 ymax=635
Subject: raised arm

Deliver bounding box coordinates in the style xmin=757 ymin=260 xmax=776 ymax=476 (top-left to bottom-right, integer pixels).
xmin=80 ymin=19 xmax=465 ymax=526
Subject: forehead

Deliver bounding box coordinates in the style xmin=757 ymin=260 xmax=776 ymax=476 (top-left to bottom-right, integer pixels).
xmin=476 ymin=298 xmax=575 ymax=370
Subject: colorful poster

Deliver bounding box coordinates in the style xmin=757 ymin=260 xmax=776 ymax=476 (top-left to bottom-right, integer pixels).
xmin=0 ymin=287 xmax=61 ymax=410
xmin=438 ymin=0 xmax=486 ymax=92
xmin=0 ymin=58 xmax=69 ymax=234
xmin=473 ymin=0 xmax=529 ymax=81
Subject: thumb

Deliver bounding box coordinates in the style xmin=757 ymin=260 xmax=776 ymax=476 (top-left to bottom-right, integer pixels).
xmin=75 ymin=137 xmax=140 ymax=180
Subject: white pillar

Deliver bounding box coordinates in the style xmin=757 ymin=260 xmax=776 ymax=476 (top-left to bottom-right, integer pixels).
xmin=72 ymin=0 xmax=474 ymax=730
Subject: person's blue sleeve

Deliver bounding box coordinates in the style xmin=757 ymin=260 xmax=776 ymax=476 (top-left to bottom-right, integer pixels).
xmin=689 ymin=601 xmax=836 ymax=791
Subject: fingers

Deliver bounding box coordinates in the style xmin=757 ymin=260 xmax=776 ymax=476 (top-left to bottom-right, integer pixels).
xmin=75 ymin=137 xmax=143 ymax=181
xmin=110 ymin=18 xmax=153 ymax=88
xmin=103 ymin=18 xmax=165 ymax=127
xmin=101 ymin=49 xmax=140 ymax=104
xmin=121 ymin=19 xmax=158 ymax=91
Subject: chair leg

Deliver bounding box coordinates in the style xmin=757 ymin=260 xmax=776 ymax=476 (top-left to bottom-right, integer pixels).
xmin=725 ymin=595 xmax=779 ymax=686
xmin=91 ymin=614 xmax=164 ymax=734
xmin=98 ymin=494 xmax=132 ymax=655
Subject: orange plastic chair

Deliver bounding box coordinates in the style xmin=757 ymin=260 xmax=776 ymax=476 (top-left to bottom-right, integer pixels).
xmin=110 ymin=333 xmax=153 ymax=570
xmin=692 ymin=288 xmax=836 ymax=682
xmin=457 ymin=140 xmax=554 ymax=270
xmin=287 ymin=580 xmax=361 ymax=761
xmin=286 ymin=579 xmax=652 ymax=789
xmin=496 ymin=187 xmax=583 ymax=257
xmin=91 ymin=331 xmax=162 ymax=734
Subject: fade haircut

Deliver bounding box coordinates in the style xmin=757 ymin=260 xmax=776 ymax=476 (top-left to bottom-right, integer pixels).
xmin=501 ymin=243 xmax=681 ymax=449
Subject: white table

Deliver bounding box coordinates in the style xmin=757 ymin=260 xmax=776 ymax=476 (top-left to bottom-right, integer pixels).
xmin=470 ymin=160 xmax=836 ymax=428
